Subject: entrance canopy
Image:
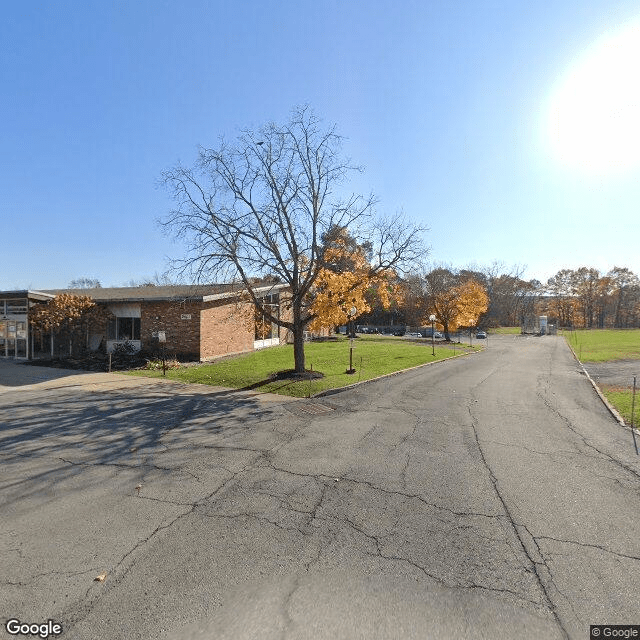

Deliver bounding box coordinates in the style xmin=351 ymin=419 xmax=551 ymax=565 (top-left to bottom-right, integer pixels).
xmin=0 ymin=290 xmax=54 ymax=358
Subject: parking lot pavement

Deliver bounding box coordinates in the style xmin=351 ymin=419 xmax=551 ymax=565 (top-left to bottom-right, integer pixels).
xmin=3 ymin=338 xmax=640 ymax=639
xmin=583 ymin=359 xmax=639 ymax=387
xmin=1 ymin=359 xmax=301 ymax=640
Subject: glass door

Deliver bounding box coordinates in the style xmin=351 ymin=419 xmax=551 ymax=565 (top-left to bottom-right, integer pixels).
xmin=17 ymin=321 xmax=27 ymax=357
xmin=6 ymin=320 xmax=16 ymax=358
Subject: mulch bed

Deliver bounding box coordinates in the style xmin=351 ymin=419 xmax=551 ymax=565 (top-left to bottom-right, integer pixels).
xmin=21 ymin=352 xmax=147 ymax=372
xmin=270 ymin=369 xmax=325 ymax=381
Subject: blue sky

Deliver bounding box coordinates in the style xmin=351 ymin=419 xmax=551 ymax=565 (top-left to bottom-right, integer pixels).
xmin=2 ymin=0 xmax=639 ymax=290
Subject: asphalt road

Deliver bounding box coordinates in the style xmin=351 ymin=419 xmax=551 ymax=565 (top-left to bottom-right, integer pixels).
xmin=2 ymin=335 xmax=639 ymax=639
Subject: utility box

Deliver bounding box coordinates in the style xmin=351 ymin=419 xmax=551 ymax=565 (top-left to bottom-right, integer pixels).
xmin=539 ymin=316 xmax=548 ymax=335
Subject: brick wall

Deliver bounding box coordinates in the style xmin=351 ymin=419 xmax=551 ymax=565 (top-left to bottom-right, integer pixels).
xmin=132 ymin=290 xmax=291 ymax=361
xmin=140 ymin=301 xmax=202 ymax=359
xmin=200 ymin=300 xmax=255 ymax=361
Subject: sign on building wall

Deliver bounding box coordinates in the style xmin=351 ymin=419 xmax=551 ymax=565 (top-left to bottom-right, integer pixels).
xmin=181 ymin=314 xmax=191 ymax=320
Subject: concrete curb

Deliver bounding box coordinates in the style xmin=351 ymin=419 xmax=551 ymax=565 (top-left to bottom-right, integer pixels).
xmin=313 ymin=346 xmax=484 ymax=399
xmin=564 ymin=338 xmax=631 ymax=428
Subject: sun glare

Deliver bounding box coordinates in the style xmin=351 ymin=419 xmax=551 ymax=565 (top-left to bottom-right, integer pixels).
xmin=548 ymin=23 xmax=640 ymax=174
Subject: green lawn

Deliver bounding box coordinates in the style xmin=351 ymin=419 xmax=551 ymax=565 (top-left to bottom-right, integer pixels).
xmin=491 ymin=327 xmax=521 ymax=335
xmin=561 ymin=329 xmax=640 ymax=362
xmin=601 ymin=386 xmax=640 ymax=427
xmin=129 ymin=335 xmax=480 ymax=397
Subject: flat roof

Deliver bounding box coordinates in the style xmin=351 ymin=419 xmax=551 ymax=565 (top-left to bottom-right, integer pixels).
xmin=30 ymin=282 xmax=289 ymax=303
xmin=0 ymin=290 xmax=56 ymax=302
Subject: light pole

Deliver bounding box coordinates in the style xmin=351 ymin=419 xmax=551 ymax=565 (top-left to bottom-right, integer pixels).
xmin=429 ymin=314 xmax=436 ymax=357
xmin=347 ymin=306 xmax=357 ymax=374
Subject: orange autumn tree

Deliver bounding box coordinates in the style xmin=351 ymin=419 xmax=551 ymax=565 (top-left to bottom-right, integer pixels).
xmin=308 ymin=227 xmax=402 ymax=331
xmin=421 ymin=268 xmax=489 ymax=340
xmin=30 ymin=293 xmax=107 ymax=356
xmin=454 ymin=279 xmax=490 ymax=329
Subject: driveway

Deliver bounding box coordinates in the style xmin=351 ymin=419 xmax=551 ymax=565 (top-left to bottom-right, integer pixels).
xmin=1 ymin=336 xmax=639 ymax=639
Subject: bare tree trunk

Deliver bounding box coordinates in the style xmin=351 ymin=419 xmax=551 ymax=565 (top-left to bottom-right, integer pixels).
xmin=293 ymin=326 xmax=306 ymax=373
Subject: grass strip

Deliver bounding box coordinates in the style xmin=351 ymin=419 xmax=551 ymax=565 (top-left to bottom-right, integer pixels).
xmin=561 ymin=329 xmax=640 ymax=362
xmin=491 ymin=327 xmax=521 ymax=335
xmin=601 ymin=385 xmax=640 ymax=427
xmin=128 ymin=336 xmax=480 ymax=397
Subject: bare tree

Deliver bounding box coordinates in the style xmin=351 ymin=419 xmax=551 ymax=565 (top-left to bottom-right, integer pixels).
xmin=162 ymin=107 xmax=426 ymax=372
xmin=125 ymin=272 xmax=183 ymax=287
xmin=472 ymin=261 xmax=534 ymax=327
xmin=68 ymin=277 xmax=101 ymax=289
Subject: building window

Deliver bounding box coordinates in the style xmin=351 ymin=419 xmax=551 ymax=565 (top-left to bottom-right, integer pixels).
xmin=0 ymin=299 xmax=28 ymax=316
xmin=108 ymin=317 xmax=141 ymax=341
xmin=7 ymin=299 xmax=28 ymax=314
xmin=255 ymin=294 xmax=280 ymax=340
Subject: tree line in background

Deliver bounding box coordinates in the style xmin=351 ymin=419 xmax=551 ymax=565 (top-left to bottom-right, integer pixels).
xmin=356 ymin=264 xmax=640 ymax=332
xmin=542 ymin=266 xmax=639 ymax=329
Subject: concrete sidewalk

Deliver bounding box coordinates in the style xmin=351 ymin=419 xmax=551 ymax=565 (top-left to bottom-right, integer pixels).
xmin=0 ymin=359 xmax=292 ymax=402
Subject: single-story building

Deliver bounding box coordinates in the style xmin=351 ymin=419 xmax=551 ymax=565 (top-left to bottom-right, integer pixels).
xmin=0 ymin=283 xmax=291 ymax=361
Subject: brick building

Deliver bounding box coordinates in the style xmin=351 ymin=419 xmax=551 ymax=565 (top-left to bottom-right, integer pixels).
xmin=0 ymin=283 xmax=290 ymax=361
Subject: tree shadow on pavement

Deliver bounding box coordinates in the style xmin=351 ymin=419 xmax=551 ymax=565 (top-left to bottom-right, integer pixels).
xmin=0 ymin=385 xmax=283 ymax=510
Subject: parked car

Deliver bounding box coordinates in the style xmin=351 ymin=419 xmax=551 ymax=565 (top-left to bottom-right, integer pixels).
xmin=405 ymin=332 xmax=422 ymax=338
xmin=393 ymin=330 xmax=405 ymax=336
xmin=476 ymin=331 xmax=487 ymax=339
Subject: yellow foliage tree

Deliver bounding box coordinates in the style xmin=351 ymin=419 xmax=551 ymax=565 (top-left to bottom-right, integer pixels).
xmin=308 ymin=229 xmax=402 ymax=331
xmin=423 ymin=275 xmax=488 ymax=339
xmin=30 ymin=293 xmax=107 ymax=356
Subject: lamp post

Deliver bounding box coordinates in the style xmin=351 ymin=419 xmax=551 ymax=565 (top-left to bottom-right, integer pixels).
xmin=347 ymin=306 xmax=357 ymax=374
xmin=429 ymin=314 xmax=436 ymax=357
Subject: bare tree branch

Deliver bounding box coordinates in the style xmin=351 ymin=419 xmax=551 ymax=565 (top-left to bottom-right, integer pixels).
xmin=160 ymin=106 xmax=427 ymax=372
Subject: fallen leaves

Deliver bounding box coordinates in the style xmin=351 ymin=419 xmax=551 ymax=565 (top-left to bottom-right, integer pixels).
xmin=94 ymin=572 xmax=107 ymax=582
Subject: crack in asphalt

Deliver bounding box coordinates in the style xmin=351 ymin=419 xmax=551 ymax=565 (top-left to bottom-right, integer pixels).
xmin=261 ymin=460 xmax=504 ymax=521
xmin=480 ymin=438 xmax=605 ymax=462
xmin=516 ymin=523 xmax=584 ymax=626
xmin=334 ymin=514 xmax=544 ymax=608
xmin=58 ymin=456 xmax=204 ymax=484
xmin=2 ymin=568 xmax=103 ymax=588
xmin=57 ymin=451 xmax=262 ymax=636
xmin=338 ymin=513 xmax=446 ymax=585
xmin=280 ymin=574 xmax=302 ymax=639
xmin=465 ymin=395 xmax=571 ymax=640
xmin=197 ymin=510 xmax=310 ymax=538
xmin=537 ymin=377 xmax=640 ymax=482
xmin=133 ymin=494 xmax=200 ymax=507
xmin=535 ymin=534 xmax=640 ymax=562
